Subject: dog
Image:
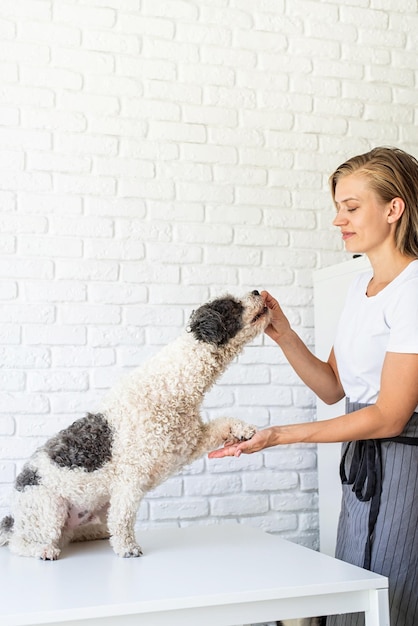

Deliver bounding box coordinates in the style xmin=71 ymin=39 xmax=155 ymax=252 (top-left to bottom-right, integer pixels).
xmin=0 ymin=290 xmax=271 ymax=560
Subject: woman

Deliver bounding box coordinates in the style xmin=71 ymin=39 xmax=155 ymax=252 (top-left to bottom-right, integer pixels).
xmin=209 ymin=147 xmax=418 ymax=626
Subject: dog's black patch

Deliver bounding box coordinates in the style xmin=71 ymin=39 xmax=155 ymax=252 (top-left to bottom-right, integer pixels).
xmin=188 ymin=297 xmax=244 ymax=345
xmin=45 ymin=413 xmax=113 ymax=472
xmin=15 ymin=467 xmax=41 ymax=492
xmin=0 ymin=515 xmax=14 ymax=532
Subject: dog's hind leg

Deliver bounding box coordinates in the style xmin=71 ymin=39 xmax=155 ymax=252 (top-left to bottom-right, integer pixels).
xmin=9 ymin=487 xmax=68 ymax=560
xmin=192 ymin=417 xmax=257 ymax=459
xmin=107 ymin=474 xmax=144 ymax=558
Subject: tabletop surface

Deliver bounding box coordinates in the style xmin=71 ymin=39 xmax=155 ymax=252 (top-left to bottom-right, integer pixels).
xmin=0 ymin=524 xmax=387 ymax=625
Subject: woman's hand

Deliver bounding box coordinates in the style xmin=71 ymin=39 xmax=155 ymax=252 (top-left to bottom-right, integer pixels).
xmin=261 ymin=290 xmax=291 ymax=342
xmin=208 ymin=427 xmax=279 ymax=458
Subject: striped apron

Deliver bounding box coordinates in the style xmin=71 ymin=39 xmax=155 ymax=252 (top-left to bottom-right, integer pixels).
xmin=327 ymin=400 xmax=418 ymax=626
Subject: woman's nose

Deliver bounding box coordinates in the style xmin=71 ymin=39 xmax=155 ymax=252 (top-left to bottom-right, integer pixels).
xmin=332 ymin=211 xmax=346 ymax=227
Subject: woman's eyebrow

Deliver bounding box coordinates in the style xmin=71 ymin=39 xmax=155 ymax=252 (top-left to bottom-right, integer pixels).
xmin=335 ymin=196 xmax=360 ymax=205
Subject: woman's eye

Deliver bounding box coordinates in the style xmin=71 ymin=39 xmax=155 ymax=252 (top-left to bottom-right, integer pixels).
xmin=347 ymin=207 xmax=358 ymax=212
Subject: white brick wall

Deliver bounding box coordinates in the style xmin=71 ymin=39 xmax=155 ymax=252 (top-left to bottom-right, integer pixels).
xmin=1 ymin=0 xmax=418 ymax=551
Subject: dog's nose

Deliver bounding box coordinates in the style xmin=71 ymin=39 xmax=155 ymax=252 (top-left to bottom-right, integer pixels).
xmin=252 ymin=290 xmax=260 ymax=296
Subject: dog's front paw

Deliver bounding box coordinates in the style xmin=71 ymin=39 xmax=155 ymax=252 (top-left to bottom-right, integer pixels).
xmin=121 ymin=544 xmax=143 ymax=558
xmin=226 ymin=420 xmax=257 ymax=444
xmin=111 ymin=539 xmax=143 ymax=558
xmin=40 ymin=545 xmax=61 ymax=561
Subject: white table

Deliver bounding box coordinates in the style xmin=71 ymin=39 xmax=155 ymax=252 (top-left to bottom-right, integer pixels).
xmin=0 ymin=524 xmax=389 ymax=626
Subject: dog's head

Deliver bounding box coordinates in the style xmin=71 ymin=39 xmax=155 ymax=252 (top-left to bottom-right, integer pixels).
xmin=187 ymin=290 xmax=271 ymax=346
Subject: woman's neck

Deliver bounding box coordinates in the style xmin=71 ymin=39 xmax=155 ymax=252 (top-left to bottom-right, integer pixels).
xmin=366 ymin=250 xmax=416 ymax=296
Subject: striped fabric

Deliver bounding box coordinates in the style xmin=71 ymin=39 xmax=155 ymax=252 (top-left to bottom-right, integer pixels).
xmin=327 ymin=401 xmax=418 ymax=626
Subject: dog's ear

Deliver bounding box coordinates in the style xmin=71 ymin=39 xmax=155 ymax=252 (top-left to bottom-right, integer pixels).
xmin=188 ymin=305 xmax=228 ymax=345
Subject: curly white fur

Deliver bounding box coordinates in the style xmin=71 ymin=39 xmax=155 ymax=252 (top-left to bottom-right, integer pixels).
xmin=0 ymin=291 xmax=271 ymax=560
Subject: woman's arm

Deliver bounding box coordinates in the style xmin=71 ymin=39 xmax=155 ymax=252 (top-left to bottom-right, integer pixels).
xmin=208 ymin=351 xmax=418 ymax=458
xmin=262 ymin=291 xmax=345 ymax=405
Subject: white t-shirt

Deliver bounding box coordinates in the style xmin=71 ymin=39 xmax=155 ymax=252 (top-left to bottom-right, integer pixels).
xmin=334 ymin=259 xmax=418 ymax=406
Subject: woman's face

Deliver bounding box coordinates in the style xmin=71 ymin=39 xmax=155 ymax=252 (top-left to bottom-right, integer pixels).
xmin=333 ymin=173 xmax=394 ymax=255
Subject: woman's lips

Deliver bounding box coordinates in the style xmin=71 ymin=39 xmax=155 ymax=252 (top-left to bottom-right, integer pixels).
xmin=342 ymin=232 xmax=355 ymax=240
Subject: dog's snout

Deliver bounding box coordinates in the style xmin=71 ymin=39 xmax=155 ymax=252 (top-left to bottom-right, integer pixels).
xmin=251 ymin=290 xmax=260 ymax=296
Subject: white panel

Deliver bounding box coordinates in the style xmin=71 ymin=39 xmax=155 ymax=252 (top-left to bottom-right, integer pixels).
xmin=313 ymin=256 xmax=371 ymax=556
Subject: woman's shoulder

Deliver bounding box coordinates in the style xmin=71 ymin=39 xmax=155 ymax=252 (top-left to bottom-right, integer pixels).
xmin=402 ymin=258 xmax=418 ymax=280
xmin=387 ymin=260 xmax=418 ymax=312
xmin=391 ymin=259 xmax=418 ymax=295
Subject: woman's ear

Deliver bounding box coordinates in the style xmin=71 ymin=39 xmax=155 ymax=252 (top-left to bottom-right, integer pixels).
xmin=387 ymin=197 xmax=405 ymax=224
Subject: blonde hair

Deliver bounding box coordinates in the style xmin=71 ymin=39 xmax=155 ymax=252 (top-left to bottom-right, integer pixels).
xmin=329 ymin=146 xmax=418 ymax=257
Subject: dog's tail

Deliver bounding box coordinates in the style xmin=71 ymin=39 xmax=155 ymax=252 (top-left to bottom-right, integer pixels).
xmin=0 ymin=515 xmax=14 ymax=546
